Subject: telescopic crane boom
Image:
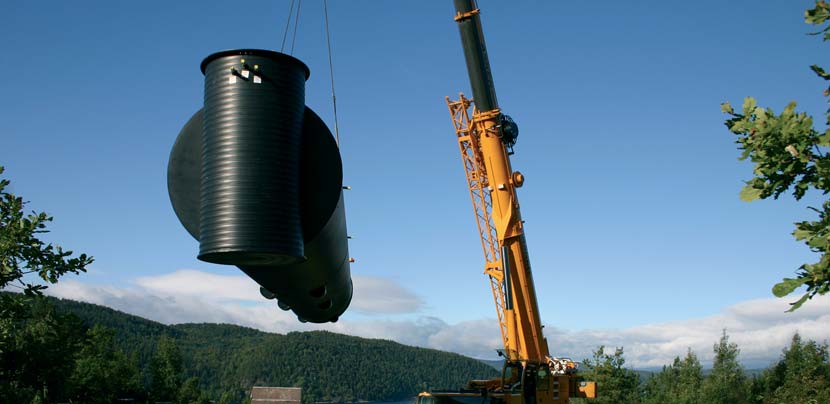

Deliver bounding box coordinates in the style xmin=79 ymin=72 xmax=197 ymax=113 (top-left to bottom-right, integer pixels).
xmin=418 ymin=2 xmax=595 ymax=403
xmin=451 ymin=0 xmax=547 ymax=365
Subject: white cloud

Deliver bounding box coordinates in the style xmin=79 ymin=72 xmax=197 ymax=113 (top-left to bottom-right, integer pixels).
xmin=129 ymin=269 xmax=424 ymax=315
xmin=351 ymin=275 xmax=424 ymax=314
xmin=47 ymin=279 xmax=299 ymax=331
xmin=134 ymin=269 xmax=261 ymax=302
xmin=46 ymin=271 xmax=830 ymax=368
xmin=547 ymin=295 xmax=830 ymax=369
xmin=427 ymin=318 xmax=502 ymax=357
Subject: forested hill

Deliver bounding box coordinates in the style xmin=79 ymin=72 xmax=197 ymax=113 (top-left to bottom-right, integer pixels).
xmin=49 ymin=296 xmax=498 ymax=402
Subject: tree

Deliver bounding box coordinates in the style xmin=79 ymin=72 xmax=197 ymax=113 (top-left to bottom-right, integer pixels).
xmin=218 ymin=390 xmax=237 ymax=404
xmin=0 ymin=298 xmax=85 ymax=403
xmin=721 ymin=2 xmax=830 ymax=310
xmin=577 ymin=346 xmax=640 ymax=404
xmin=0 ymin=165 xmax=93 ymax=297
xmin=150 ymin=334 xmax=184 ymax=402
xmin=0 ymin=165 xmax=95 ymax=402
xmin=178 ymin=376 xmax=211 ymax=404
xmin=68 ymin=325 xmax=143 ymax=404
xmin=701 ymin=330 xmax=750 ymax=404
xmin=642 ymin=349 xmax=703 ymax=404
xmin=752 ymin=333 xmax=830 ymax=403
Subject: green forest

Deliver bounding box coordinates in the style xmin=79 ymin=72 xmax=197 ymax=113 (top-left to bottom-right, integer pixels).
xmin=571 ymin=331 xmax=830 ymax=404
xmin=4 ymin=294 xmax=829 ymax=404
xmin=0 ymin=294 xmax=498 ymax=404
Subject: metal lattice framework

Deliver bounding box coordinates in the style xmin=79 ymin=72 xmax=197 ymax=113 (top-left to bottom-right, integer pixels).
xmin=446 ymin=94 xmax=509 ymax=351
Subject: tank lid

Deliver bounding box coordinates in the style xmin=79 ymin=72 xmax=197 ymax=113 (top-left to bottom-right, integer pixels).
xmin=200 ymin=49 xmax=310 ymax=79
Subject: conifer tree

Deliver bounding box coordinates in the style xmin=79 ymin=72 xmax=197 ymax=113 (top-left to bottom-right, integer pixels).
xmin=578 ymin=346 xmax=641 ymax=404
xmin=643 ymin=349 xmax=703 ymax=404
xmin=701 ymin=330 xmax=750 ymax=404
xmin=150 ymin=334 xmax=184 ymax=402
xmin=752 ymin=333 xmax=830 ymax=403
xmin=69 ymin=325 xmax=143 ymax=403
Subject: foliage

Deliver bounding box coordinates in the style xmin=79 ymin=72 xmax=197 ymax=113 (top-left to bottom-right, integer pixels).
xmin=0 ymin=166 xmax=102 ymax=403
xmin=68 ymin=325 xmax=144 ymax=403
xmin=0 ymin=164 xmax=94 ymax=401
xmin=178 ymin=376 xmax=212 ymax=404
xmin=0 ymin=298 xmax=84 ymax=403
xmin=751 ymin=333 xmax=830 ymax=403
xmin=577 ymin=346 xmax=641 ymax=404
xmin=151 ymin=334 xmax=184 ymax=402
xmin=701 ymin=330 xmax=750 ymax=404
xmin=7 ymin=294 xmax=830 ymax=404
xmin=0 ymin=166 xmax=206 ymax=403
xmin=0 ymin=166 xmax=92 ymax=297
xmin=47 ymin=295 xmax=497 ymax=403
xmin=721 ymin=1 xmax=830 ymax=310
xmin=642 ymin=349 xmax=703 ymax=404
xmin=0 ymin=298 xmax=150 ymax=403
xmin=219 ymin=390 xmax=237 ymax=404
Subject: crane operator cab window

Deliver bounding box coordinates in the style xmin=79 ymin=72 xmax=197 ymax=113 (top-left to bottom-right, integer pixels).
xmin=502 ymin=362 xmax=523 ymax=392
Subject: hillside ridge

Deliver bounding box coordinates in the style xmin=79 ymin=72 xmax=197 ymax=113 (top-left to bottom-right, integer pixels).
xmin=45 ymin=295 xmax=498 ymax=402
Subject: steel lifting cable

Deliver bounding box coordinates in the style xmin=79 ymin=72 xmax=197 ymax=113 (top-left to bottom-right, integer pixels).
xmin=280 ymin=0 xmax=296 ymax=53
xmin=323 ymin=0 xmax=341 ymax=146
xmin=290 ymin=0 xmax=303 ymax=55
xmin=280 ymin=0 xmax=340 ymax=146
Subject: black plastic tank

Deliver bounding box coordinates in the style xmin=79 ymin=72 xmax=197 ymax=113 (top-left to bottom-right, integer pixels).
xmin=167 ymin=52 xmax=352 ymax=323
xmin=198 ymin=49 xmax=310 ymax=266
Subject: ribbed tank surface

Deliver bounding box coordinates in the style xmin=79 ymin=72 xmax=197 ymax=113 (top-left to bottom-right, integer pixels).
xmin=198 ymin=50 xmax=310 ymax=266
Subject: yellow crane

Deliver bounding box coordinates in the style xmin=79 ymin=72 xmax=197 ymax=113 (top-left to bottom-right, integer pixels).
xmin=417 ymin=2 xmax=596 ymax=403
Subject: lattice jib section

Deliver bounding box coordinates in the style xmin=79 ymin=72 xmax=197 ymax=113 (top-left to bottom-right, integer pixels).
xmin=446 ymin=95 xmax=509 ymax=352
xmin=446 ymin=96 xmax=498 ymax=262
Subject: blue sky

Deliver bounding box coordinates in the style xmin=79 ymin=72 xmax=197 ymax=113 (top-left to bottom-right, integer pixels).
xmin=2 ymin=1 xmax=829 ymax=367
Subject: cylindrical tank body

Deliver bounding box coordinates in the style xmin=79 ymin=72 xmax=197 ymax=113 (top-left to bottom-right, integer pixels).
xmin=167 ymin=101 xmax=352 ymax=323
xmin=239 ymin=108 xmax=351 ymax=323
xmin=199 ymin=49 xmax=310 ymax=266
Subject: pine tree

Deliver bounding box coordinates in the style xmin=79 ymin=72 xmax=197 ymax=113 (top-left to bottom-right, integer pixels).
xmin=178 ymin=376 xmax=211 ymax=404
xmin=701 ymin=330 xmax=749 ymax=404
xmin=643 ymin=349 xmax=703 ymax=404
xmin=0 ymin=299 xmax=85 ymax=403
xmin=578 ymin=346 xmax=641 ymax=404
xmin=150 ymin=334 xmax=184 ymax=402
xmin=69 ymin=325 xmax=143 ymax=403
xmin=752 ymin=333 xmax=830 ymax=403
